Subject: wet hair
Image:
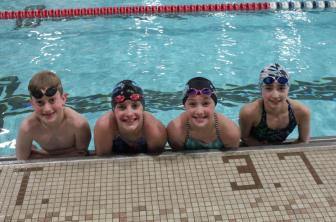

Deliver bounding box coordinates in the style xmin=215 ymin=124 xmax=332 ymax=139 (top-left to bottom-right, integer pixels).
xmin=111 ymin=80 xmax=145 ymax=111
xmin=182 ymin=77 xmax=217 ymax=106
xmin=28 ymin=71 xmax=63 ymax=97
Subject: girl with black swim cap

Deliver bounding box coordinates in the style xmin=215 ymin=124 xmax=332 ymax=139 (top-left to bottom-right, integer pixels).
xmin=167 ymin=77 xmax=240 ymax=150
xmin=94 ymin=80 xmax=167 ymax=154
xmin=239 ymin=63 xmax=311 ymax=146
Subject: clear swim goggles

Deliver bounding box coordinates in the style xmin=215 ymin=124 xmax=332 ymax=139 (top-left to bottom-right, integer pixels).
xmin=30 ymin=86 xmax=58 ymax=99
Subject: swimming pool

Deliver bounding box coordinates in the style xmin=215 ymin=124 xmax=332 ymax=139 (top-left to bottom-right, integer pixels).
xmin=1 ymin=0 xmax=336 ymax=155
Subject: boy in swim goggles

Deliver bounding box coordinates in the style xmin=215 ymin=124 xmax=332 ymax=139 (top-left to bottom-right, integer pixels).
xmin=30 ymin=86 xmax=58 ymax=99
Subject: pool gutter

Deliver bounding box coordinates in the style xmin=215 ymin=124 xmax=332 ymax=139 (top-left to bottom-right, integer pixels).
xmin=1 ymin=136 xmax=336 ymax=165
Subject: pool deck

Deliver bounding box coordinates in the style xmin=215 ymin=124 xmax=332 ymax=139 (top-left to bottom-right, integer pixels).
xmin=1 ymin=141 xmax=336 ymax=222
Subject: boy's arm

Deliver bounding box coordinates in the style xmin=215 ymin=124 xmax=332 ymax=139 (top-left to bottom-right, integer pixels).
xmin=167 ymin=116 xmax=185 ymax=151
xmin=16 ymin=123 xmax=34 ymax=160
xmin=292 ymin=104 xmax=311 ymax=144
xmin=145 ymin=113 xmax=167 ymax=153
xmin=239 ymin=105 xmax=268 ymax=147
xmin=73 ymin=117 xmax=91 ymax=154
xmin=16 ymin=127 xmax=78 ymax=160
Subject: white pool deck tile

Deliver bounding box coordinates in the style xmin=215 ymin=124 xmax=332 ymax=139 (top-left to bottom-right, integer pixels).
xmin=0 ymin=145 xmax=336 ymax=222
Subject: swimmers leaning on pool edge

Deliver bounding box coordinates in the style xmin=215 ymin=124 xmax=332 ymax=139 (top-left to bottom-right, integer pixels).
xmin=167 ymin=77 xmax=241 ymax=151
xmin=239 ymin=63 xmax=311 ymax=147
xmin=16 ymin=71 xmax=91 ymax=160
xmin=94 ymin=80 xmax=167 ymax=155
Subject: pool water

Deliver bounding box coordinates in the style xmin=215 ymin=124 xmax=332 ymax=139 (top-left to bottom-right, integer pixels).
xmin=1 ymin=0 xmax=336 ymax=155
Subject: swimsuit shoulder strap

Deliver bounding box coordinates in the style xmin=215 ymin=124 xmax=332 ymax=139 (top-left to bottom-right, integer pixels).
xmin=214 ymin=112 xmax=224 ymax=145
xmin=141 ymin=113 xmax=145 ymax=141
xmin=186 ymin=118 xmax=190 ymax=139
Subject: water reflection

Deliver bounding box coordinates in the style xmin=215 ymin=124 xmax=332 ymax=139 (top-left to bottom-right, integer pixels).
xmin=1 ymin=76 xmax=336 ymax=128
xmin=15 ymin=5 xmax=46 ymax=29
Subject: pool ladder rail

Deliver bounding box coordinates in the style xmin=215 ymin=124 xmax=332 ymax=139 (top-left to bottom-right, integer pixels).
xmin=0 ymin=1 xmax=336 ymax=19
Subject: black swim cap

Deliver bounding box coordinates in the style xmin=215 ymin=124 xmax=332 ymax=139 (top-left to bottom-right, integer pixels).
xmin=111 ymin=80 xmax=145 ymax=111
xmin=182 ymin=77 xmax=217 ymax=106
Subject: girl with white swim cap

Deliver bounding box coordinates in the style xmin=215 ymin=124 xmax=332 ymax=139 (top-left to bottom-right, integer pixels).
xmin=239 ymin=63 xmax=311 ymax=146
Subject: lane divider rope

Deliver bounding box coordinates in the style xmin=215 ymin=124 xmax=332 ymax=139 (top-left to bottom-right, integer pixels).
xmin=1 ymin=1 xmax=336 ymax=19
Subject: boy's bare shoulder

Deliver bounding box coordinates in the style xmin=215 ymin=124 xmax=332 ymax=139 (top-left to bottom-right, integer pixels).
xmin=63 ymin=107 xmax=89 ymax=128
xmin=19 ymin=112 xmax=42 ymax=132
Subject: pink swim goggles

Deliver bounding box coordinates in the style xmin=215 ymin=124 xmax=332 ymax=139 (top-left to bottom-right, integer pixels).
xmin=185 ymin=88 xmax=213 ymax=98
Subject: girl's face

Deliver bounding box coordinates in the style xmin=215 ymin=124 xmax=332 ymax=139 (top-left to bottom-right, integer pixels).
xmin=262 ymin=82 xmax=288 ymax=108
xmin=184 ymin=95 xmax=215 ymax=128
xmin=114 ymin=100 xmax=143 ymax=131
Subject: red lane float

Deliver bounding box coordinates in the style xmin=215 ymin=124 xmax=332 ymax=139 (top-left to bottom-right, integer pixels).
xmin=61 ymin=9 xmax=67 ymax=16
xmin=68 ymin=9 xmax=74 ymax=16
xmin=246 ymin=3 xmax=253 ymax=10
xmin=94 ymin=7 xmax=100 ymax=15
xmin=9 ymin=11 xmax=15 ymax=19
xmin=126 ymin=6 xmax=132 ymax=13
xmin=233 ymin=3 xmax=240 ymax=10
xmin=252 ymin=3 xmax=259 ymax=9
xmin=132 ymin=6 xmax=139 ymax=14
xmin=16 ymin=11 xmax=22 ymax=18
xmin=177 ymin=5 xmax=183 ymax=12
xmin=42 ymin=9 xmax=48 ymax=17
xmin=227 ymin=4 xmax=234 ymax=10
xmin=1 ymin=2 xmax=276 ymax=19
xmin=107 ymin=7 xmax=112 ymax=14
xmin=74 ymin=8 xmax=80 ymax=16
xmin=88 ymin=8 xmax=94 ymax=15
xmin=190 ymin=5 xmax=196 ymax=11
xmin=22 ymin=10 xmax=28 ymax=18
xmin=29 ymin=10 xmax=34 ymax=18
xmin=2 ymin=11 xmax=9 ymax=19
xmin=164 ymin=5 xmax=170 ymax=12
xmin=101 ymin=7 xmax=106 ymax=15
xmin=145 ymin=6 xmax=151 ymax=13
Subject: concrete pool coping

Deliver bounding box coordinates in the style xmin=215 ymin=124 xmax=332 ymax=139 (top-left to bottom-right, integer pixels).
xmin=1 ymin=136 xmax=336 ymax=165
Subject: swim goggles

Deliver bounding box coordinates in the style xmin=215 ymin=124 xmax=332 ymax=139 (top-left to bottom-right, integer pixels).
xmin=185 ymin=88 xmax=213 ymax=98
xmin=112 ymin=94 xmax=144 ymax=103
xmin=30 ymin=86 xmax=58 ymax=99
xmin=263 ymin=76 xmax=288 ymax=85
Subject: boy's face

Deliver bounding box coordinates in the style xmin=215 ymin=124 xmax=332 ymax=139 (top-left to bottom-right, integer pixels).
xmin=30 ymin=88 xmax=66 ymax=125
